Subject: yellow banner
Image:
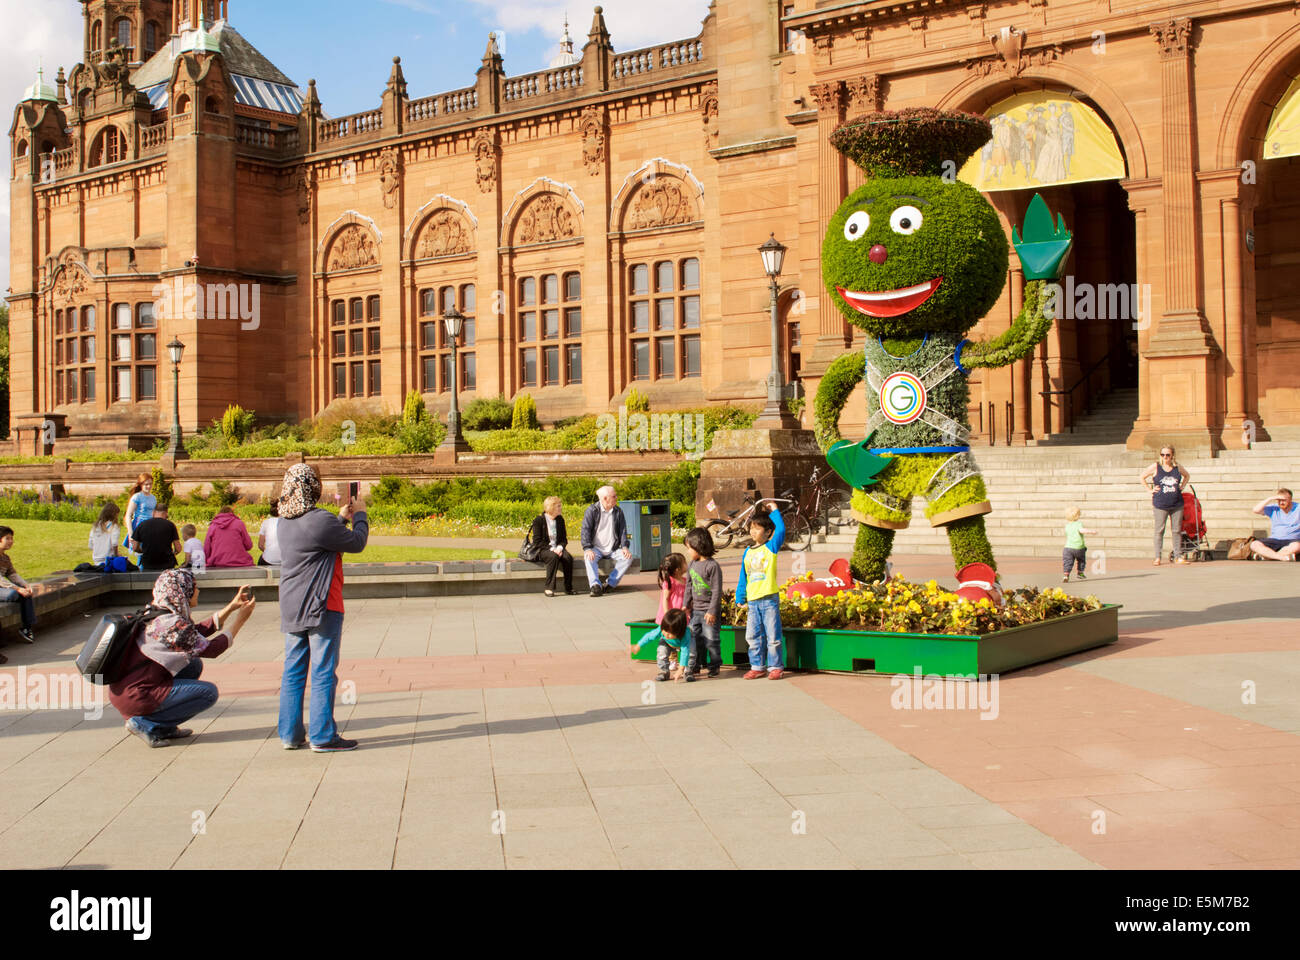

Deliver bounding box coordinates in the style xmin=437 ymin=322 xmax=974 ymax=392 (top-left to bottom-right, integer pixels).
xmin=959 ymin=93 xmax=1126 ymax=193
xmin=1265 ymin=77 xmax=1300 ymax=160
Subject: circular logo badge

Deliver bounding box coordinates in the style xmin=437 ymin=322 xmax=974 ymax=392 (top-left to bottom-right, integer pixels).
xmin=880 ymin=372 xmax=926 ymax=425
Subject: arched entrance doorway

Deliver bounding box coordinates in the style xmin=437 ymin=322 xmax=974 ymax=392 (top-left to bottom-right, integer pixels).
xmin=953 ymin=87 xmax=1140 ymax=443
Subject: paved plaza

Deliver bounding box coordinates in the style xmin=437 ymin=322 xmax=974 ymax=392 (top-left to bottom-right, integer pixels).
xmin=1 ymin=552 xmax=1298 ymax=870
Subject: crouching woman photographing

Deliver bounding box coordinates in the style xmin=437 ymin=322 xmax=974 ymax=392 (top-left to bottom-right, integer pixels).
xmin=110 ymin=569 xmax=256 ymax=748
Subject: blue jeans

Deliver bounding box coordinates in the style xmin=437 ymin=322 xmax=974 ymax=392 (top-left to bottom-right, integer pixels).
xmin=689 ymin=611 xmax=721 ymax=668
xmin=745 ymin=594 xmax=784 ymax=671
xmin=133 ymin=659 xmax=218 ymax=736
xmin=278 ymin=610 xmax=345 ymax=746
xmin=584 ymin=548 xmax=633 ymax=588
xmin=0 ymin=588 xmax=36 ymax=629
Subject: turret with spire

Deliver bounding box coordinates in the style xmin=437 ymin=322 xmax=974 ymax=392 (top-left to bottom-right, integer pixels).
xmin=550 ymin=14 xmax=580 ymax=68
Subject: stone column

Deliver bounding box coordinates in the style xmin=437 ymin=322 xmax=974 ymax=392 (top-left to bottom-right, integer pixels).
xmin=801 ymin=79 xmax=846 ymax=380
xmin=1010 ymin=266 xmax=1032 ymax=443
xmin=1139 ymin=17 xmax=1221 ymax=452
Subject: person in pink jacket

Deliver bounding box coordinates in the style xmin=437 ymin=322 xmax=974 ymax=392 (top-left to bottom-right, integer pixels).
xmin=203 ymin=507 xmax=255 ymax=568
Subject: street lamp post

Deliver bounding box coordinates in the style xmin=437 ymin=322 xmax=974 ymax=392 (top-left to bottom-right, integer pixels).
xmin=164 ymin=337 xmax=188 ymax=461
xmin=754 ymin=234 xmax=801 ymax=429
xmin=436 ymin=306 xmax=471 ymax=459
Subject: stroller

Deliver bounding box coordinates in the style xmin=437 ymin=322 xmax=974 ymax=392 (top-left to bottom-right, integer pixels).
xmin=1175 ymin=485 xmax=1213 ymax=562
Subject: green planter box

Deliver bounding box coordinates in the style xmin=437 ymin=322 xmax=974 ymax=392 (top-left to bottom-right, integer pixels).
xmin=627 ymin=604 xmax=1120 ymax=677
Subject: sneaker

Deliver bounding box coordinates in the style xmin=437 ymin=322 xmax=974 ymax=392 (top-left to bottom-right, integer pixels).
xmin=602 ymin=582 xmax=616 ymax=595
xmin=768 ymin=669 xmax=785 ymax=680
xmin=656 ymin=671 xmax=671 ymax=682
xmin=16 ymin=628 xmax=35 ymax=644
xmin=707 ymin=665 xmax=720 ymax=678
xmin=158 ymin=727 xmax=193 ymax=740
xmin=685 ymin=673 xmax=696 ymax=682
xmin=544 ymin=588 xmax=555 ymax=597
xmin=282 ymin=740 xmax=308 ymax=750
xmin=565 ymin=589 xmax=578 ymax=595
xmin=1077 ymin=572 xmax=1087 ymax=580
xmin=310 ymin=736 xmax=358 ymax=753
xmin=589 ymin=584 xmax=603 ymax=598
xmin=1061 ymin=575 xmax=1070 ymax=583
xmin=743 ymin=669 xmax=766 ymax=679
xmin=124 ymin=718 xmax=167 ymax=748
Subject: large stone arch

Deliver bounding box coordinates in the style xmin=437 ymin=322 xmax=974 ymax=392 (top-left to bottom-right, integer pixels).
xmin=611 ymin=158 xmax=705 ymax=233
xmin=938 ymin=62 xmax=1148 ymax=181
xmin=500 ymin=177 xmax=584 ymax=247
xmin=1216 ymin=24 xmax=1300 ymax=168
xmin=404 ymin=194 xmax=478 ymax=261
xmin=318 ymin=211 xmax=382 ymax=273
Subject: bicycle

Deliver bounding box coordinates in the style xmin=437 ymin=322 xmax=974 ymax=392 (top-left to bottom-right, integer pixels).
xmin=706 ymin=489 xmax=813 ymax=552
xmin=803 ymin=465 xmax=856 ymax=536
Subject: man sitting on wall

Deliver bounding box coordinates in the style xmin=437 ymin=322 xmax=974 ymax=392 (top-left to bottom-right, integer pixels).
xmin=581 ymin=485 xmax=633 ymax=597
xmin=1249 ymin=488 xmax=1300 ymax=561
xmin=131 ymin=507 xmax=183 ymax=571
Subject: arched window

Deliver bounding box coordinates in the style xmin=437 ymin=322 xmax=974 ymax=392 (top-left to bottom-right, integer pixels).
xmin=417 ymin=283 xmax=477 ymax=394
xmin=175 ymin=93 xmax=191 ymax=114
xmin=15 ymin=139 xmax=28 ymax=158
xmin=327 ymin=294 xmax=383 ymax=399
xmin=91 ymin=21 xmax=102 ymax=55
xmin=144 ymin=22 xmax=159 ymax=58
xmin=89 ymin=126 xmax=124 ymax=167
xmin=115 ymin=18 xmax=132 ymax=51
xmin=626 ymin=256 xmax=701 ymax=381
xmin=204 ymin=95 xmax=221 ymax=114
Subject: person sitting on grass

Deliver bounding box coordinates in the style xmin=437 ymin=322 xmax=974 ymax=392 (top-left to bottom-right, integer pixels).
xmin=0 ymin=525 xmax=37 ymax=644
xmin=89 ymin=502 xmax=123 ymax=571
xmin=1249 ymin=488 xmax=1300 ymax=561
xmin=180 ymin=524 xmax=205 ymax=570
xmin=257 ymin=498 xmax=282 ymax=567
xmin=630 ymin=607 xmax=695 ymax=682
xmin=110 ymin=569 xmax=255 ymax=748
xmin=735 ymin=501 xmax=786 ymax=680
xmin=204 ymin=506 xmax=255 ymax=568
xmin=131 ymin=507 xmax=182 ymax=571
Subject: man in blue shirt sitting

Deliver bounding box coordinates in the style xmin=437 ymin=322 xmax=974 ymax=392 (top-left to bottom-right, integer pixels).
xmin=1249 ymin=488 xmax=1300 ymax=560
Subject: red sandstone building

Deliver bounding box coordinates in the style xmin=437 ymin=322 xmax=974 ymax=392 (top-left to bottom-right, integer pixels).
xmin=7 ymin=0 xmax=1299 ymax=453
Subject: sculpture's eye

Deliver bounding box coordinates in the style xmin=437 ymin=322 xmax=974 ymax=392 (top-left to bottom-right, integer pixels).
xmin=890 ymin=205 xmax=923 ymax=235
xmin=844 ymin=211 xmax=870 ymax=241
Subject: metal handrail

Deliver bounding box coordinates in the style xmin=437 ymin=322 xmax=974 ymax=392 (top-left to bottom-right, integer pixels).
xmin=1040 ymin=350 xmax=1112 ymax=433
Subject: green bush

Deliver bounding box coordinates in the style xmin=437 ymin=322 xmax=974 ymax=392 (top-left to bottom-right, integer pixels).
xmin=461 ymin=395 xmax=514 ymax=431
xmin=403 ymin=390 xmax=428 ymax=425
xmin=150 ymin=467 xmax=174 ymax=509
xmin=511 ymin=393 xmax=540 ymax=430
xmin=220 ymin=404 xmax=257 ymax=445
xmin=396 ymin=417 xmax=444 ymax=454
xmin=447 ymin=498 xmax=542 ymax=527
xmin=625 ymin=387 xmax=650 ymax=413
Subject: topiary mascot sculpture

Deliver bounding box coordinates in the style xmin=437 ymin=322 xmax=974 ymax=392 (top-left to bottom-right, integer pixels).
xmin=815 ymin=107 xmax=1072 ymax=602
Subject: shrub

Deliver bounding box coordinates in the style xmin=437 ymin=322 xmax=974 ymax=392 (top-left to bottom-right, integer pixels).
xmin=446 ymin=498 xmax=541 ymax=528
xmin=511 ymin=393 xmax=540 ymax=430
xmin=625 ymin=387 xmax=650 ymax=413
xmin=396 ymin=417 xmax=444 ymax=454
xmin=403 ymin=390 xmax=428 ymax=425
xmin=220 ymin=404 xmax=256 ymax=445
xmin=150 ymin=467 xmax=174 ymax=509
xmin=461 ymin=395 xmax=514 ymax=431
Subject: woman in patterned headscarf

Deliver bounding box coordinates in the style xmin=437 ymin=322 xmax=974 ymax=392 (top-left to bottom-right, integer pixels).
xmin=275 ymin=463 xmax=369 ymax=752
xmin=109 ymin=568 xmax=257 ymax=748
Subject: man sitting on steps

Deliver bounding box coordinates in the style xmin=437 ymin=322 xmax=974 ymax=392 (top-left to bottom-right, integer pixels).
xmin=1249 ymin=488 xmax=1300 ymax=561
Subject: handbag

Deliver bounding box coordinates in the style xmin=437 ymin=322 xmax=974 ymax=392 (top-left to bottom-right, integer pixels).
xmin=518 ymin=532 xmax=543 ymax=563
xmin=1226 ymin=537 xmax=1253 ymax=560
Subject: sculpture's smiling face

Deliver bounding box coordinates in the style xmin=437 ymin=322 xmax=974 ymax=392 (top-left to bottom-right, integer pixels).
xmin=823 ymin=176 xmax=1009 ymax=339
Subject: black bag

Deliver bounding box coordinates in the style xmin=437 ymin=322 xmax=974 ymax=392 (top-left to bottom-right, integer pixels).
xmin=518 ymin=532 xmax=542 ymax=563
xmin=75 ymin=606 xmax=167 ymax=685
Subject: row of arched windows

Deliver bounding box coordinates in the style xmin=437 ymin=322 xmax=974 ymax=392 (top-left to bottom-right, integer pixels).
xmin=90 ymin=19 xmax=163 ymax=60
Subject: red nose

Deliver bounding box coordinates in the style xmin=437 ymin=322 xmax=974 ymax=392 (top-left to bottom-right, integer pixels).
xmin=869 ymin=244 xmax=888 ymax=264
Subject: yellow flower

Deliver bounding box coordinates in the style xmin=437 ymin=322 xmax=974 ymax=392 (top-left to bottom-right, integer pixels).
xmin=800 ymin=600 xmax=810 ymax=612
xmin=907 ymin=601 xmax=923 ymax=614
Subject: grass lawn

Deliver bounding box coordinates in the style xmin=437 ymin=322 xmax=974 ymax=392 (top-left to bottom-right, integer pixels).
xmin=2 ymin=519 xmax=497 ymax=580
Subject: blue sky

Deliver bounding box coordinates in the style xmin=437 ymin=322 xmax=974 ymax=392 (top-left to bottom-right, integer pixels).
xmin=2 ymin=0 xmax=713 ymax=290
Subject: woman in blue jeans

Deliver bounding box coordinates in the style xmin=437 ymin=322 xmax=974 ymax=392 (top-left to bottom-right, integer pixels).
xmin=274 ymin=464 xmax=368 ymax=753
xmin=109 ymin=569 xmax=256 ymax=747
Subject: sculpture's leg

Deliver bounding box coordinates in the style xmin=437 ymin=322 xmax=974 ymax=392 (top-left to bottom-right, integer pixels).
xmin=945 ymin=515 xmax=995 ymax=571
xmin=851 ymin=524 xmax=895 ymax=583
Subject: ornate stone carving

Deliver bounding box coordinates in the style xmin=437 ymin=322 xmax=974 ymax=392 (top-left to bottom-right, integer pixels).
xmin=700 ymin=81 xmax=719 ymax=150
xmin=417 ymin=210 xmax=473 ymax=258
xmin=813 ymin=34 xmax=833 ymax=65
xmin=963 ymin=36 xmax=1062 ymax=78
xmin=327 ymin=225 xmax=378 ymax=271
xmin=295 ymin=168 xmax=312 ymax=225
xmin=516 ymin=193 xmax=577 ymax=244
xmin=627 ymin=177 xmax=697 ymax=231
xmin=579 ymin=106 xmax=606 ymax=176
xmin=844 ymin=75 xmax=882 ymax=118
xmin=1150 ymin=18 xmax=1194 ymax=61
xmin=379 ymin=148 xmax=401 ymax=210
xmin=52 ymin=263 xmax=89 ymax=303
xmin=473 ymin=128 xmax=498 ymax=195
xmin=808 ymin=80 xmax=843 ymax=116
xmin=990 ymin=25 xmax=1026 ymax=73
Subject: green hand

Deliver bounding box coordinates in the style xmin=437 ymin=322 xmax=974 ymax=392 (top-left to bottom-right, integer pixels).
xmin=827 ymin=434 xmax=892 ymax=489
xmin=1012 ymin=193 xmax=1073 ymax=281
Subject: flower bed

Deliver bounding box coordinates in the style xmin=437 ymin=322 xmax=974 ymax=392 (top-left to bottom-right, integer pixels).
xmin=630 ymin=575 xmax=1118 ymax=677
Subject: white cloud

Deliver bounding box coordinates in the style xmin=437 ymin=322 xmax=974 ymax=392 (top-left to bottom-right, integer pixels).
xmin=474 ymin=1 xmax=712 ymax=56
xmin=1 ymin=0 xmax=83 ymax=297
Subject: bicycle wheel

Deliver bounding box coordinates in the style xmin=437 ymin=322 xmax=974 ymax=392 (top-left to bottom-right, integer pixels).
xmin=782 ymin=511 xmax=813 ymax=552
xmin=706 ymin=518 xmax=734 ymax=550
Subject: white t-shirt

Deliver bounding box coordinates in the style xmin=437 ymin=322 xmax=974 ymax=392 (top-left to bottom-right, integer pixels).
xmin=183 ymin=538 xmax=205 ymax=568
xmin=258 ymin=516 xmax=282 ymax=564
xmin=594 ymin=508 xmax=617 ymax=553
xmin=89 ymin=523 xmax=120 ymax=563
